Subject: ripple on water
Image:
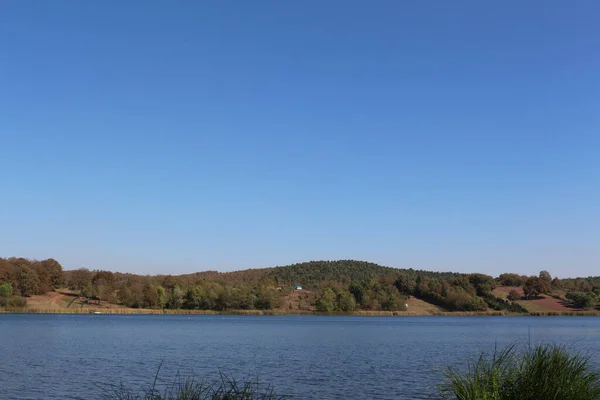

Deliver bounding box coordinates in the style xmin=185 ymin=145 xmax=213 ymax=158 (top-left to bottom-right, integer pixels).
xmin=1 ymin=315 xmax=600 ymax=399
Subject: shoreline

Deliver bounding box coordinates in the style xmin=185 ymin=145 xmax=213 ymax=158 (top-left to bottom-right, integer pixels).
xmin=1 ymin=308 xmax=599 ymax=317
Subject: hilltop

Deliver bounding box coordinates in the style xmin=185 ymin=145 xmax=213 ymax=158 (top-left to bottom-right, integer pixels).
xmin=1 ymin=258 xmax=599 ymax=315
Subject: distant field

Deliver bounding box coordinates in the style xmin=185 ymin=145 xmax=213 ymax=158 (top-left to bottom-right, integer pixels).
xmin=25 ymin=290 xmax=128 ymax=311
xmin=494 ymin=286 xmax=582 ymax=313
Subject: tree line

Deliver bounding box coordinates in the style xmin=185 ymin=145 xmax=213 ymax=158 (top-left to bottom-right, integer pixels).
xmin=0 ymin=257 xmax=64 ymax=306
xmin=1 ymin=258 xmax=599 ymax=312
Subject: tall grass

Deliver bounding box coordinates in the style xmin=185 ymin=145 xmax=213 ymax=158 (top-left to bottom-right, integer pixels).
xmin=441 ymin=343 xmax=600 ymax=400
xmin=101 ymin=372 xmax=285 ymax=400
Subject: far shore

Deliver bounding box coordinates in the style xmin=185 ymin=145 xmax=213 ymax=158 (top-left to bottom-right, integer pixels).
xmin=1 ymin=308 xmax=599 ymax=317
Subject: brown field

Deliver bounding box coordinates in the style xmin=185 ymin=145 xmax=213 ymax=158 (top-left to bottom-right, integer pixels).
xmin=494 ymin=286 xmax=582 ymax=313
xmin=405 ymin=296 xmax=448 ymax=315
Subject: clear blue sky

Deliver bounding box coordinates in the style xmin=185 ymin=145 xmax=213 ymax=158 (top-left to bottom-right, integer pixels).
xmin=1 ymin=1 xmax=599 ymax=277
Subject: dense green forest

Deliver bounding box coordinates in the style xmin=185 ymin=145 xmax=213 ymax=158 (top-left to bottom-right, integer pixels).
xmin=1 ymin=257 xmax=599 ymax=313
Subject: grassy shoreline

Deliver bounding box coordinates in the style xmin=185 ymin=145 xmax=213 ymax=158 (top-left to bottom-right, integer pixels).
xmin=1 ymin=307 xmax=599 ymax=316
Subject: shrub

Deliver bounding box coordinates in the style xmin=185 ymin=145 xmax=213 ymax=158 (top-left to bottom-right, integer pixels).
xmin=0 ymin=283 xmax=13 ymax=297
xmin=0 ymin=295 xmax=26 ymax=307
xmin=441 ymin=343 xmax=600 ymax=400
xmin=566 ymin=291 xmax=598 ymax=310
xmin=507 ymin=290 xmax=521 ymax=303
xmin=482 ymin=293 xmax=527 ymax=313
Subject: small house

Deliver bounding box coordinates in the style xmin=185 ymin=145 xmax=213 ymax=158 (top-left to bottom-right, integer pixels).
xmin=294 ymin=285 xmax=303 ymax=290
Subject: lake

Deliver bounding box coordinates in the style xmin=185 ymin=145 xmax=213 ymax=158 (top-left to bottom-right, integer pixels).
xmin=1 ymin=315 xmax=600 ymax=399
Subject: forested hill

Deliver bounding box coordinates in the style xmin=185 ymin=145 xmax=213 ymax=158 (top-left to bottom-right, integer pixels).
xmin=268 ymin=260 xmax=459 ymax=288
xmin=1 ymin=256 xmax=599 ymax=313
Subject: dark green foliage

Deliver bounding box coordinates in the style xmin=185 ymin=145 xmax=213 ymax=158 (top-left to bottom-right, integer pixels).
xmin=539 ymin=270 xmax=552 ymax=283
xmin=566 ymin=292 xmax=598 ymax=310
xmin=180 ymin=282 xmax=277 ymax=312
xmin=14 ymin=264 xmax=40 ymax=297
xmin=68 ymin=268 xmax=94 ymax=295
xmin=497 ymin=273 xmax=525 ymax=287
xmin=408 ymin=276 xmax=486 ymax=312
xmin=0 ymin=283 xmax=20 ymax=307
xmin=469 ymin=274 xmax=496 ymax=296
xmin=482 ymin=293 xmax=527 ymax=313
xmin=442 ymin=344 xmax=600 ymax=400
xmin=560 ymin=277 xmax=600 ymax=294
xmin=269 ymin=260 xmax=403 ymax=289
xmin=0 ymin=283 xmax=13 ymax=297
xmin=523 ymin=276 xmax=550 ymax=298
xmin=315 ymin=287 xmax=337 ymax=312
xmin=315 ymin=278 xmax=405 ymax=313
xmin=92 ymin=270 xmax=117 ymax=303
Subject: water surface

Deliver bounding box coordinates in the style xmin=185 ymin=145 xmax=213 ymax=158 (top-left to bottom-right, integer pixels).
xmin=1 ymin=315 xmax=599 ymax=399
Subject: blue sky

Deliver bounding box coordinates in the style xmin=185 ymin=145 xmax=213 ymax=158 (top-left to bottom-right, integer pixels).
xmin=1 ymin=1 xmax=599 ymax=277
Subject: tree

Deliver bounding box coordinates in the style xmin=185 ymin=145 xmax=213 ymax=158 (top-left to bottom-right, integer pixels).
xmin=566 ymin=292 xmax=597 ymax=310
xmin=507 ymin=289 xmax=521 ymax=302
xmin=167 ymin=285 xmax=185 ymax=309
xmin=551 ymin=277 xmax=562 ymax=290
xmin=0 ymin=283 xmax=13 ymax=297
xmin=539 ymin=270 xmax=552 ymax=283
xmin=92 ymin=270 xmax=116 ymax=303
xmin=469 ymin=274 xmax=496 ymax=296
xmin=68 ymin=269 xmax=93 ymax=295
xmin=142 ymin=283 xmax=159 ymax=308
xmin=337 ymin=291 xmax=356 ymax=312
xmin=523 ymin=277 xmax=550 ymax=298
xmin=349 ymin=281 xmax=366 ymax=304
xmin=315 ymin=288 xmax=336 ymax=312
xmin=155 ymin=286 xmax=167 ymax=309
xmin=14 ymin=265 xmax=40 ymax=297
xmin=41 ymin=258 xmax=64 ymax=290
xmin=497 ymin=273 xmax=525 ymax=287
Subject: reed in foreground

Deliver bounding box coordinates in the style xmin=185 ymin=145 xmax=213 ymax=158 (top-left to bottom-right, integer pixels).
xmin=101 ymin=372 xmax=285 ymax=400
xmin=441 ymin=343 xmax=600 ymax=400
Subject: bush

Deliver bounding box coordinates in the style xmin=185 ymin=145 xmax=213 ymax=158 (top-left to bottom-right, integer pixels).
xmin=441 ymin=343 xmax=600 ymax=400
xmin=507 ymin=290 xmax=521 ymax=303
xmin=566 ymin=291 xmax=598 ymax=310
xmin=0 ymin=283 xmax=13 ymax=297
xmin=0 ymin=295 xmax=26 ymax=307
xmin=482 ymin=293 xmax=527 ymax=313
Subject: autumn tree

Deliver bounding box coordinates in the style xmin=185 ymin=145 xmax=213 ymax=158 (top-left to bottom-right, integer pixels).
xmin=42 ymin=259 xmax=64 ymax=289
xmin=539 ymin=270 xmax=552 ymax=283
xmin=523 ymin=277 xmax=550 ymax=298
xmin=14 ymin=265 xmax=40 ymax=297
xmin=91 ymin=270 xmax=116 ymax=303
xmin=507 ymin=289 xmax=521 ymax=302
xmin=68 ymin=269 xmax=93 ymax=296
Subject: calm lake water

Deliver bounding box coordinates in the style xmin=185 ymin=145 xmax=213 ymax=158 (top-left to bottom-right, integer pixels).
xmin=1 ymin=315 xmax=600 ymax=399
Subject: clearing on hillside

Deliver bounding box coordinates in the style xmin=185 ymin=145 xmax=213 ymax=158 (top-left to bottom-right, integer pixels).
xmin=494 ymin=286 xmax=583 ymax=313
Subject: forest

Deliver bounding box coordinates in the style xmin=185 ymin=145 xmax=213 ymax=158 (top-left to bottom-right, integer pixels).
xmin=1 ymin=257 xmax=599 ymax=313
